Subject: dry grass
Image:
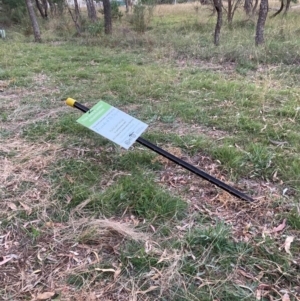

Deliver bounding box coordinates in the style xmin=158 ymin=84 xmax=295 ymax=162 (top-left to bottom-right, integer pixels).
xmin=0 ymin=216 xmax=151 ymax=300
xmin=0 ymin=139 xmax=60 ymax=217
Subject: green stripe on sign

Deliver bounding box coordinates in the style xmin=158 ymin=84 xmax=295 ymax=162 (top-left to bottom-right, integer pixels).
xmin=77 ymin=101 xmax=112 ymax=128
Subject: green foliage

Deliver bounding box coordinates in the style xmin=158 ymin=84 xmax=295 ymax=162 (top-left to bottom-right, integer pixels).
xmin=110 ymin=1 xmax=123 ymax=20
xmin=52 ymin=0 xmax=66 ymax=15
xmin=0 ymin=0 xmax=26 ymax=25
xmin=1 ymin=0 xmax=25 ymax=9
xmin=86 ymin=21 xmax=104 ymax=36
xmin=130 ymin=3 xmax=154 ymax=33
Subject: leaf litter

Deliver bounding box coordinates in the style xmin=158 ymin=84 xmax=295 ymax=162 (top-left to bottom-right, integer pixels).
xmin=1 ymin=85 xmax=300 ymax=300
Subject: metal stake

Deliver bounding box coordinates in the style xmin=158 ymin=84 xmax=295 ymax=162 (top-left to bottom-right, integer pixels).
xmin=66 ymin=99 xmax=255 ymax=203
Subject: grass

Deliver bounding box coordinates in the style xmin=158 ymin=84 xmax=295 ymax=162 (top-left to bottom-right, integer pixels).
xmin=1 ymin=3 xmax=300 ymax=301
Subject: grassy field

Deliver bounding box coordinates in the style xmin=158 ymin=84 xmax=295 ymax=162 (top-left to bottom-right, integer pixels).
xmin=1 ymin=3 xmax=300 ymax=300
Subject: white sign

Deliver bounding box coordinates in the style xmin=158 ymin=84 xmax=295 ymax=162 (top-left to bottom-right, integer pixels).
xmin=77 ymin=101 xmax=148 ymax=149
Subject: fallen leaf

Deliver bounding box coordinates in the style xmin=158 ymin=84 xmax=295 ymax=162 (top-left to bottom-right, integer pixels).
xmin=0 ymin=256 xmax=14 ymax=266
xmin=255 ymin=289 xmax=262 ymax=300
xmin=271 ymin=219 xmax=286 ymax=233
xmin=7 ymin=202 xmax=17 ymax=210
xmin=36 ymin=292 xmax=55 ymax=300
xmin=284 ymin=236 xmax=294 ymax=255
xmin=237 ymin=269 xmax=256 ymax=280
xmin=19 ymin=201 xmax=32 ymax=215
xmin=282 ymin=293 xmax=290 ymax=301
xmin=87 ymin=292 xmax=96 ymax=301
xmin=114 ymin=267 xmax=121 ymax=280
xmin=137 ymin=286 xmax=159 ymax=294
xmin=257 ymin=283 xmax=272 ymax=290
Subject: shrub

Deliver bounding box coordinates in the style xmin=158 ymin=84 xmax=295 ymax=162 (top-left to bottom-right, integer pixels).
xmin=130 ymin=3 xmax=155 ymax=33
xmin=111 ymin=1 xmax=123 ymax=20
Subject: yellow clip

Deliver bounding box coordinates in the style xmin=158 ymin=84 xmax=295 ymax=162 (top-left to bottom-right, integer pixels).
xmin=66 ymin=98 xmax=76 ymax=107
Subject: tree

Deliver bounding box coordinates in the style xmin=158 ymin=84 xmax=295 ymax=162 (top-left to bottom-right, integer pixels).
xmin=271 ymin=0 xmax=291 ymax=17
xmin=252 ymin=0 xmax=259 ymax=15
xmin=103 ymin=0 xmax=112 ymax=34
xmin=74 ymin=0 xmax=81 ymax=20
xmin=225 ymin=0 xmax=242 ymax=26
xmin=255 ymin=0 xmax=268 ymax=45
xmin=86 ymin=0 xmax=97 ymax=22
xmin=212 ymin=0 xmax=222 ymax=45
xmin=41 ymin=0 xmax=48 ymax=18
xmin=67 ymin=0 xmax=82 ymax=35
xmin=35 ymin=0 xmax=47 ymax=18
xmin=25 ymin=0 xmax=42 ymax=42
xmin=244 ymin=0 xmax=253 ymax=16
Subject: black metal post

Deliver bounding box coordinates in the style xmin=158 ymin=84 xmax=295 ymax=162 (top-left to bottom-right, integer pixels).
xmin=67 ymin=100 xmax=255 ymax=203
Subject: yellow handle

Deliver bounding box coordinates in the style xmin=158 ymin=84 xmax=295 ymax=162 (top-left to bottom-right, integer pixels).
xmin=66 ymin=98 xmax=76 ymax=107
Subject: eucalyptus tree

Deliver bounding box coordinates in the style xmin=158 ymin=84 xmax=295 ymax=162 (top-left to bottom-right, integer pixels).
xmin=212 ymin=0 xmax=222 ymax=45
xmin=103 ymin=0 xmax=112 ymax=34
xmin=86 ymin=0 xmax=97 ymax=22
xmin=25 ymin=0 xmax=42 ymax=42
xmin=255 ymin=0 xmax=268 ymax=45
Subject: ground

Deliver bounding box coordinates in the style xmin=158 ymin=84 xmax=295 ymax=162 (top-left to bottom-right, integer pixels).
xmin=1 ymin=3 xmax=300 ymax=301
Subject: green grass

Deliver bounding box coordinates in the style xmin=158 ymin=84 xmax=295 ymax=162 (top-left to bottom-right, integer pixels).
xmin=1 ymin=5 xmax=300 ymax=301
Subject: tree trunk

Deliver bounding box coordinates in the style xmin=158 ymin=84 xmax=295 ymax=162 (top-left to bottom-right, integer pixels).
xmin=67 ymin=2 xmax=81 ymax=35
xmin=42 ymin=0 xmax=48 ymax=18
xmin=270 ymin=0 xmax=283 ymax=18
xmin=213 ymin=0 xmax=222 ymax=45
xmin=228 ymin=0 xmax=232 ymax=25
xmin=74 ymin=0 xmax=81 ymax=19
xmin=25 ymin=0 xmax=42 ymax=42
xmin=284 ymin=0 xmax=291 ymax=14
xmin=255 ymin=0 xmax=268 ymax=46
xmin=244 ymin=0 xmax=252 ymax=15
xmin=48 ymin=0 xmax=56 ymax=16
xmin=103 ymin=0 xmax=112 ymax=34
xmin=35 ymin=0 xmax=46 ymax=18
xmin=252 ymin=0 xmax=259 ymax=15
xmin=86 ymin=0 xmax=97 ymax=22
xmin=125 ymin=0 xmax=129 ymax=13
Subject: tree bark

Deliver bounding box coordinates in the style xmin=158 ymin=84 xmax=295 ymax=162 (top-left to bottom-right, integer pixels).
xmin=244 ymin=0 xmax=252 ymax=16
xmin=86 ymin=0 xmax=97 ymax=22
xmin=270 ymin=0 xmax=283 ymax=18
xmin=255 ymin=0 xmax=268 ymax=46
xmin=42 ymin=0 xmax=48 ymax=18
xmin=35 ymin=0 xmax=46 ymax=18
xmin=213 ymin=0 xmax=222 ymax=45
xmin=227 ymin=0 xmax=232 ymax=25
xmin=284 ymin=0 xmax=291 ymax=13
xmin=125 ymin=0 xmax=129 ymax=13
xmin=67 ymin=2 xmax=81 ymax=35
xmin=103 ymin=0 xmax=112 ymax=34
xmin=252 ymin=0 xmax=259 ymax=15
xmin=48 ymin=0 xmax=56 ymax=16
xmin=74 ymin=0 xmax=81 ymax=20
xmin=25 ymin=0 xmax=42 ymax=42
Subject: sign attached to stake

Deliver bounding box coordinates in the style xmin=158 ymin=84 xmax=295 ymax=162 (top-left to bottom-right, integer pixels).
xmin=66 ymin=98 xmax=255 ymax=203
xmin=76 ymin=101 xmax=148 ymax=149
